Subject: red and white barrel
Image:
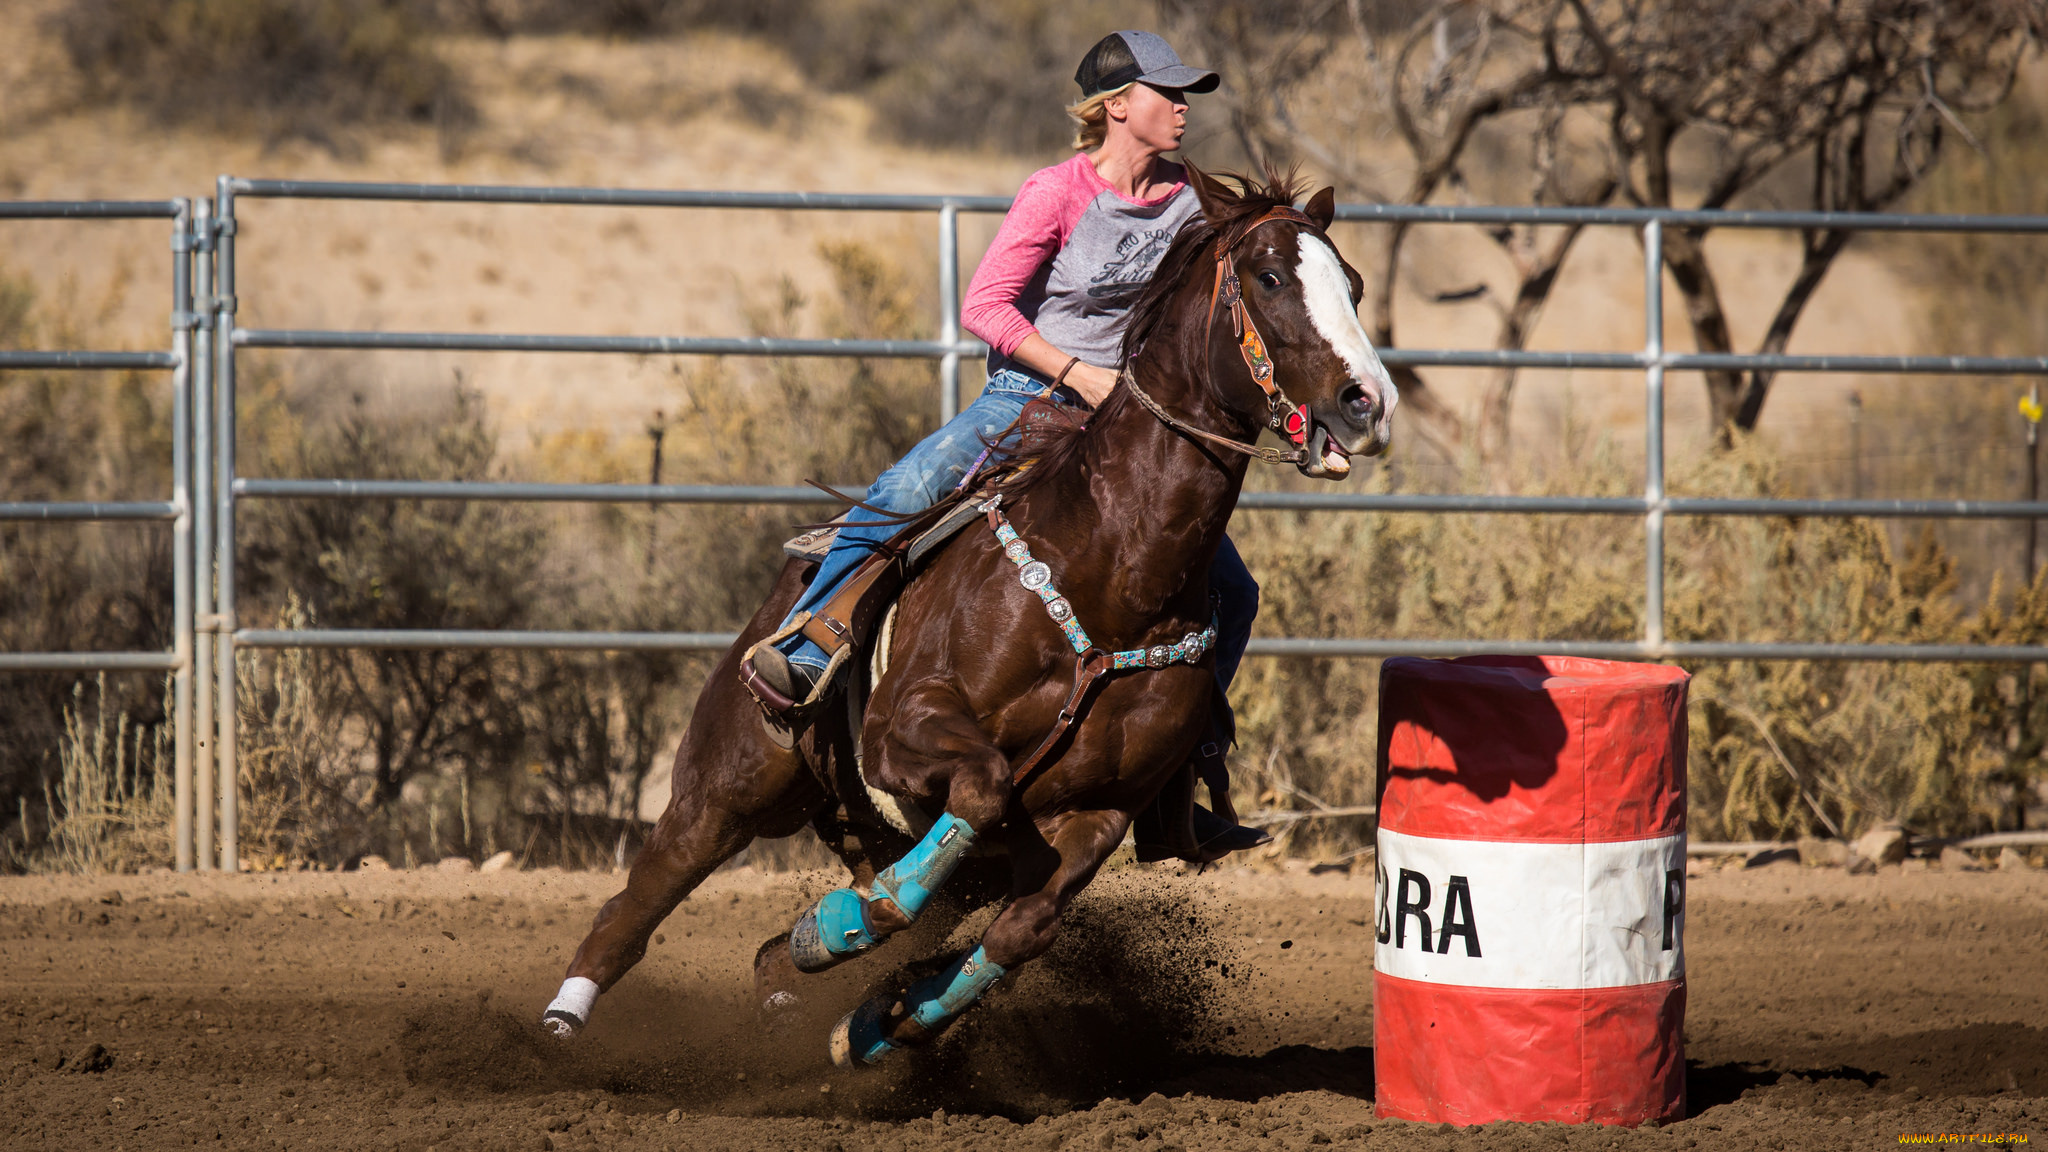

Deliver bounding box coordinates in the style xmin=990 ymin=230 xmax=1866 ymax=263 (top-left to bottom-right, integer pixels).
xmin=1373 ymin=655 xmax=1690 ymax=1127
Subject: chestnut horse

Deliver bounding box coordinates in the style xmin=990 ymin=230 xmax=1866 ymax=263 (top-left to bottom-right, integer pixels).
xmin=542 ymin=169 xmax=1396 ymax=1066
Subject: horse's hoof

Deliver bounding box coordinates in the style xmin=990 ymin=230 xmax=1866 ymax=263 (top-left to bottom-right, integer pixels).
xmin=828 ymin=996 xmax=899 ymax=1068
xmin=788 ymin=905 xmax=831 ymax=971
xmin=790 ymin=888 xmax=878 ymax=973
xmin=540 ymin=1010 xmax=584 ymax=1040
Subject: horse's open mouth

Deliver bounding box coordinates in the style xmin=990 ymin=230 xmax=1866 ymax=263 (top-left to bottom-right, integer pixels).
xmin=1301 ymin=422 xmax=1354 ymax=479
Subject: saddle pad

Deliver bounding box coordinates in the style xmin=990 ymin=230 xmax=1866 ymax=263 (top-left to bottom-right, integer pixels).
xmin=907 ymin=495 xmax=995 ymax=569
xmin=857 ymin=601 xmax=933 ymax=840
xmin=783 ymin=522 xmax=842 ymax=561
xmin=780 ymin=493 xmax=989 ymax=569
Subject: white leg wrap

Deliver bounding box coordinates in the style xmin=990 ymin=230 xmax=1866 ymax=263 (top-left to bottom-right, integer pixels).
xmin=545 ymin=976 xmax=600 ymax=1027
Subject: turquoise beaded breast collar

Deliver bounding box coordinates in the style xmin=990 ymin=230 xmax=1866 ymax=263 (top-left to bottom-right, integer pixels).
xmin=976 ymin=493 xmax=1219 ymax=786
xmin=988 ymin=500 xmax=1219 ymax=669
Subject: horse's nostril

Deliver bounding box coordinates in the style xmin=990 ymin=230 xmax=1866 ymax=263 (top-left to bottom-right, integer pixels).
xmin=1339 ymin=383 xmax=1378 ymax=428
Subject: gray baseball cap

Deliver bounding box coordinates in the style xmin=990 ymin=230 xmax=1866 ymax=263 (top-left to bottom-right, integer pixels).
xmin=1075 ymin=31 xmax=1219 ymax=98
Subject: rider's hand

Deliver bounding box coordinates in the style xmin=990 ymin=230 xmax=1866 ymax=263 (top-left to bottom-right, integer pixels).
xmin=1065 ymin=363 xmax=1120 ymax=409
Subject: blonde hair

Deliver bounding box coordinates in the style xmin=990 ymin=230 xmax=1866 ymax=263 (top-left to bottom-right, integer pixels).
xmin=1066 ymin=82 xmax=1136 ymax=152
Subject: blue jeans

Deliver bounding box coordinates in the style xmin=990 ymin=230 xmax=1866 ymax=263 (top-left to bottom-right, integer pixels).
xmin=1208 ymin=534 xmax=1258 ymax=696
xmin=777 ymin=368 xmax=1259 ymax=701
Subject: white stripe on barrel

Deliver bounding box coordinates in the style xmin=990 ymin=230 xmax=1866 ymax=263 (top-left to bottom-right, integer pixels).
xmin=1374 ymin=829 xmax=1685 ymax=989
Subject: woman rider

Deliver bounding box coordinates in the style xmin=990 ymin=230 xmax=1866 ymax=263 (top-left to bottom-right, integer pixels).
xmin=744 ymin=30 xmax=1268 ymax=863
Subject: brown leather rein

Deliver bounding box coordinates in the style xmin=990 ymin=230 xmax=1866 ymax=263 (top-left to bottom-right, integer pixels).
xmin=1123 ymin=206 xmax=1338 ymax=470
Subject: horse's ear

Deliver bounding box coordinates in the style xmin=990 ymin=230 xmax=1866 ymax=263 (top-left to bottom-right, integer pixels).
xmin=1304 ymin=187 xmax=1336 ymax=231
xmin=1184 ymin=160 xmax=1236 ymax=224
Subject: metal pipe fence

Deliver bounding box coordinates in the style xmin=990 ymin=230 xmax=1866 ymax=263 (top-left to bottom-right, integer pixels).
xmin=0 ymin=199 xmax=197 ymax=870
xmin=9 ymin=179 xmax=2048 ymax=871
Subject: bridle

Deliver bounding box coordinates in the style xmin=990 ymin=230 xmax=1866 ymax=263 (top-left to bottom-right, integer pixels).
xmin=1124 ymin=205 xmax=1340 ymax=471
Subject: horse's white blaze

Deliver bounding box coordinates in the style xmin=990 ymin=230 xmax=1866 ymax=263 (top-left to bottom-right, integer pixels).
xmin=1296 ymin=234 xmax=1398 ymax=424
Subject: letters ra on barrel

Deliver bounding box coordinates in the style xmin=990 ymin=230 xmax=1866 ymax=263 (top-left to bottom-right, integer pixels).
xmin=1373 ymin=655 xmax=1689 ymax=1127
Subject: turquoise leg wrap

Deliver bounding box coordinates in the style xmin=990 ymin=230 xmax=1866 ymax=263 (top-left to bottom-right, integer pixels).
xmin=906 ymin=945 xmax=1006 ymax=1032
xmin=832 ymin=946 xmax=1008 ymax=1067
xmin=871 ymin=812 xmax=975 ymax=921
xmin=789 ymin=813 xmax=977 ymax=973
xmin=815 ymin=887 xmax=877 ymax=953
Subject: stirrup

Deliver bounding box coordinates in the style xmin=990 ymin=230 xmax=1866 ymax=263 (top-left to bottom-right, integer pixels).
xmin=739 ymin=613 xmax=851 ymax=716
xmin=740 ymin=615 xmax=851 ymax=749
xmin=741 ymin=645 xmax=819 ymax=712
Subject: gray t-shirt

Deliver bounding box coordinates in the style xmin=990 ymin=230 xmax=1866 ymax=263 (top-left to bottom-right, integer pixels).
xmin=962 ymin=154 xmax=1203 ymax=380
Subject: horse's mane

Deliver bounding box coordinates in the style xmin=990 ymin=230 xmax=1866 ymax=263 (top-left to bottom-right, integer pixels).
xmin=1119 ymin=166 xmax=1304 ymax=368
xmin=989 ymin=166 xmax=1305 ymax=501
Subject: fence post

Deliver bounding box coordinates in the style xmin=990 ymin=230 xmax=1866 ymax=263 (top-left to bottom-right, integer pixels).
xmin=214 ymin=175 xmax=240 ymax=873
xmin=171 ymin=200 xmax=196 ymax=874
xmin=190 ymin=196 xmax=218 ymax=865
xmin=938 ymin=203 xmax=960 ymax=424
xmin=189 ymin=198 xmax=215 ymax=872
xmin=1642 ymin=220 xmax=1666 ymax=653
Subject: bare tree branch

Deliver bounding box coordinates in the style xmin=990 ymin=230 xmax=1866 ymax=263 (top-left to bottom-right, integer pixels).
xmin=1159 ymin=0 xmax=2041 ymax=453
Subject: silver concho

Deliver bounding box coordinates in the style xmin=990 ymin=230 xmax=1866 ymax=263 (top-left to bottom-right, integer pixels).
xmin=1004 ymin=539 xmax=1032 ymax=563
xmin=1183 ymin=632 xmax=1204 ymax=658
xmin=1046 ymin=597 xmax=1073 ymax=622
xmin=1147 ymin=645 xmax=1170 ymax=668
xmin=1019 ymin=561 xmax=1053 ymax=591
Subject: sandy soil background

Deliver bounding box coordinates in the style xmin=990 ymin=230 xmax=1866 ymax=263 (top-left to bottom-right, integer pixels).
xmin=2 ymin=860 xmax=2043 ymax=1151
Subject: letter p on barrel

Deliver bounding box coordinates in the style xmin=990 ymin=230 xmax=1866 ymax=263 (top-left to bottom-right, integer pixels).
xmin=1373 ymin=655 xmax=1690 ymax=1127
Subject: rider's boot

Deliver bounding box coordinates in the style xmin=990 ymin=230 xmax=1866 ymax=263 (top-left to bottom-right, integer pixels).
xmin=741 ymin=550 xmax=905 ymax=744
xmin=1134 ymin=740 xmax=1271 ymax=865
xmin=830 ymin=946 xmax=1007 ymax=1067
xmin=787 ymin=812 xmax=977 ymax=972
xmin=740 ymin=645 xmax=820 ymax=748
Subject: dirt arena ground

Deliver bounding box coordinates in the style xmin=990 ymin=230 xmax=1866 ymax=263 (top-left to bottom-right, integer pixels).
xmin=2 ymin=859 xmax=2043 ymax=1151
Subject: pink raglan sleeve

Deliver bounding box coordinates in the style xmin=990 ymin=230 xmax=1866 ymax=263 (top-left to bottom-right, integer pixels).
xmin=961 ymin=162 xmax=1086 ymax=358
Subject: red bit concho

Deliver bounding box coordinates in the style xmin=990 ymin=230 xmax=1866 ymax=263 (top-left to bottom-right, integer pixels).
xmin=1283 ymin=408 xmax=1308 ymax=442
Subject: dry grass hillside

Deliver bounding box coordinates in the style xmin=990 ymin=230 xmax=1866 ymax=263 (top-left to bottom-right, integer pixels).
xmin=1 ymin=10 xmax=1041 ymax=449
xmin=0 ymin=1 xmax=1984 ymax=459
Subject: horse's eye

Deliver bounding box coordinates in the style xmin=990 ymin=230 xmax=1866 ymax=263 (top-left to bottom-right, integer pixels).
xmin=1257 ymin=270 xmax=1284 ymax=290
